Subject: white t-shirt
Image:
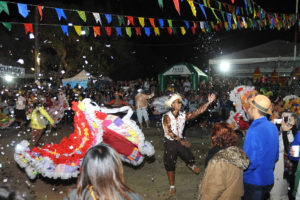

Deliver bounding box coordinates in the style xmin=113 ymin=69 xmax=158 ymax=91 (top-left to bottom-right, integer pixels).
xmin=16 ymin=96 xmax=26 ymax=110
xmin=183 ymin=81 xmax=191 ymax=92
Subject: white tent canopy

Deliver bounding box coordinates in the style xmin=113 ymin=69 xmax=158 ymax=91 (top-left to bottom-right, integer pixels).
xmin=209 ymin=40 xmax=300 ymax=77
xmin=62 ymin=70 xmax=91 ymax=82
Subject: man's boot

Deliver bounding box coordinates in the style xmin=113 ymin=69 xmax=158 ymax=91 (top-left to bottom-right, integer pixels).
xmin=167 ymin=171 xmax=175 ymax=195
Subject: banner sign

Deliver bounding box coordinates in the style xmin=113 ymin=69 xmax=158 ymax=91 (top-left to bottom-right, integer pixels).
xmin=0 ymin=64 xmax=25 ymax=77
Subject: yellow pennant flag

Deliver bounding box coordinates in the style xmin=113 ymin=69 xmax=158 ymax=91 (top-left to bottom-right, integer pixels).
xmin=207 ymin=0 xmax=211 ymax=7
xmin=232 ymin=15 xmax=237 ymax=26
xmin=253 ymin=6 xmax=256 ymax=18
xmin=232 ymin=24 xmax=236 ymax=30
xmin=74 ymin=25 xmax=81 ymax=36
xmin=202 ymin=28 xmax=206 ymax=33
xmin=154 ymin=27 xmax=160 ymax=36
xmin=187 ymin=0 xmax=197 ymax=17
xmin=138 ymin=17 xmax=145 ymax=27
xmin=180 ymin=27 xmax=186 ymax=35
xmin=224 ymin=22 xmax=228 ymax=30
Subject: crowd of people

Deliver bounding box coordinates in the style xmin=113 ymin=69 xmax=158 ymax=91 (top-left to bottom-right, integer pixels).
xmin=0 ymin=75 xmax=300 ymax=200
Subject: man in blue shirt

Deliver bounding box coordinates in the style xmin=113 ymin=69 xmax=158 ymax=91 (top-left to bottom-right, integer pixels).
xmin=243 ymin=95 xmax=279 ymax=200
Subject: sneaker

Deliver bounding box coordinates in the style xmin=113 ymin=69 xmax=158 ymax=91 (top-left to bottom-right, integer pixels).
xmin=169 ymin=186 xmax=175 ymax=196
xmin=188 ymin=164 xmax=200 ymax=174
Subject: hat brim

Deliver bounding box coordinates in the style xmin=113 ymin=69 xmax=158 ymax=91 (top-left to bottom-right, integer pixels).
xmin=250 ymin=100 xmax=272 ymax=115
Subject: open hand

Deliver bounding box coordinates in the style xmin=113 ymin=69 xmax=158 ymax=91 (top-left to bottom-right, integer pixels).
xmin=208 ymin=94 xmax=216 ymax=104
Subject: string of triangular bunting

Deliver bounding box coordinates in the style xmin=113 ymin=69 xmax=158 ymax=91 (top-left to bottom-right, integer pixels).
xmin=0 ymin=0 xmax=296 ymax=38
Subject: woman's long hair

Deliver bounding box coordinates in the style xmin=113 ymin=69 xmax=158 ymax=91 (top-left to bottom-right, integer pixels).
xmin=75 ymin=144 xmax=134 ymax=200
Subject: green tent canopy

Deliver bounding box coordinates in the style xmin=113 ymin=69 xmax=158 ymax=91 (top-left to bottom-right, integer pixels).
xmin=158 ymin=63 xmax=208 ymax=92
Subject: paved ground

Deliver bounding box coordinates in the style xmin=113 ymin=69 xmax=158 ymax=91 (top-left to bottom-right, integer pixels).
xmin=0 ymin=122 xmax=212 ymax=200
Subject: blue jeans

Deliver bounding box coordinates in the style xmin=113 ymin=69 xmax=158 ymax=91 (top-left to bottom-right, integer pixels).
xmin=243 ymin=183 xmax=273 ymax=200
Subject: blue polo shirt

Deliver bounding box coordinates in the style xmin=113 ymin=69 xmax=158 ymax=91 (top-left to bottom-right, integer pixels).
xmin=243 ymin=116 xmax=279 ymax=186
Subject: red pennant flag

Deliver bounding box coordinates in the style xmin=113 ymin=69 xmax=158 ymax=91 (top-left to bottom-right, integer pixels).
xmin=222 ymin=3 xmax=227 ymax=10
xmin=219 ymin=21 xmax=223 ymax=29
xmin=191 ymin=26 xmax=196 ymax=34
xmin=105 ymin=27 xmax=111 ymax=37
xmin=228 ymin=5 xmax=232 ymax=13
xmin=38 ymin=6 xmax=43 ymax=21
xmin=231 ymin=0 xmax=234 ymax=3
xmin=135 ymin=27 xmax=141 ymax=36
xmin=93 ymin=26 xmax=100 ymax=37
xmin=149 ymin=18 xmax=156 ymax=28
xmin=173 ymin=0 xmax=180 ymax=15
xmin=214 ymin=25 xmax=219 ymax=31
xmin=193 ymin=21 xmax=198 ymax=28
xmin=167 ymin=27 xmax=173 ymax=35
xmin=24 ymin=23 xmax=33 ymax=34
xmin=237 ymin=16 xmax=243 ymax=28
xmin=127 ymin=16 xmax=134 ymax=26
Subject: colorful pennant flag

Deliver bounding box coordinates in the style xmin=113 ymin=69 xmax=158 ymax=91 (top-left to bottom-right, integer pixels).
xmin=24 ymin=23 xmax=33 ymax=34
xmin=211 ymin=8 xmax=220 ymax=21
xmin=149 ymin=18 xmax=156 ymax=28
xmin=2 ymin=22 xmax=11 ymax=31
xmin=116 ymin=27 xmax=122 ymax=36
xmin=93 ymin=13 xmax=102 ymax=25
xmin=158 ymin=0 xmax=164 ymax=9
xmin=74 ymin=25 xmax=81 ymax=36
xmin=187 ymin=0 xmax=197 ymax=17
xmin=18 ymin=3 xmax=29 ymax=18
xmin=173 ymin=0 xmax=180 ymax=15
xmin=105 ymin=27 xmax=111 ymax=37
xmin=77 ymin=11 xmax=87 ymax=22
xmin=180 ymin=27 xmax=186 ymax=35
xmin=93 ymin=26 xmax=100 ymax=37
xmin=144 ymin=27 xmax=151 ymax=37
xmin=55 ymin=8 xmax=67 ymax=21
xmin=199 ymin=4 xmax=207 ymax=19
xmin=126 ymin=27 xmax=132 ymax=37
xmin=105 ymin=14 xmax=112 ymax=24
xmin=135 ymin=27 xmax=142 ymax=36
xmin=138 ymin=17 xmax=145 ymax=27
xmin=184 ymin=20 xmax=190 ymax=29
xmin=167 ymin=27 xmax=173 ymax=35
xmin=168 ymin=19 xmax=173 ymax=28
xmin=127 ymin=16 xmax=134 ymax=26
xmin=154 ymin=27 xmax=160 ymax=36
xmin=118 ymin=16 xmax=125 ymax=26
xmin=61 ymin=25 xmax=68 ymax=36
xmin=0 ymin=1 xmax=9 ymax=15
xmin=159 ymin=19 xmax=164 ymax=27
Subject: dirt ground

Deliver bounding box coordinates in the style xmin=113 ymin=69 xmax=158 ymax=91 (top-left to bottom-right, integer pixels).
xmin=0 ymin=123 xmax=213 ymax=200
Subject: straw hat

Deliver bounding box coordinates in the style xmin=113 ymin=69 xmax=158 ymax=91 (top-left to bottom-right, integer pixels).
xmin=165 ymin=93 xmax=183 ymax=108
xmin=250 ymin=94 xmax=272 ymax=115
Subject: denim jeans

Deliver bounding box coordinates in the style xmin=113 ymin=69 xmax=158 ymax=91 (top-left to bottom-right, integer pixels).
xmin=243 ymin=183 xmax=273 ymax=200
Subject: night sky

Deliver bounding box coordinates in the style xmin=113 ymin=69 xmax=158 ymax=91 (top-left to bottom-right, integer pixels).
xmin=0 ymin=0 xmax=298 ymax=80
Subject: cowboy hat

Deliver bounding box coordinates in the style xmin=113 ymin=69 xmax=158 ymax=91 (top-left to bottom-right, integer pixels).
xmin=250 ymin=94 xmax=272 ymax=115
xmin=165 ymin=93 xmax=183 ymax=108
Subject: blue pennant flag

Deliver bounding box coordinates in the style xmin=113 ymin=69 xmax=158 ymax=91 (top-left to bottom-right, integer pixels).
xmin=116 ymin=27 xmax=122 ymax=36
xmin=236 ymin=7 xmax=240 ymax=15
xmin=270 ymin=17 xmax=275 ymax=29
xmin=144 ymin=27 xmax=151 ymax=37
xmin=236 ymin=21 xmax=241 ymax=29
xmin=199 ymin=4 xmax=207 ymax=19
xmin=253 ymin=20 xmax=257 ymax=28
xmin=55 ymin=8 xmax=67 ymax=21
xmin=184 ymin=20 xmax=189 ymax=29
xmin=61 ymin=25 xmax=69 ymax=36
xmin=261 ymin=10 xmax=265 ymax=19
xmin=244 ymin=0 xmax=248 ymax=10
xmin=227 ymin=13 xmax=232 ymax=29
xmin=17 ymin=3 xmax=28 ymax=18
xmin=105 ymin=14 xmax=112 ymax=24
xmin=159 ymin=19 xmax=164 ymax=27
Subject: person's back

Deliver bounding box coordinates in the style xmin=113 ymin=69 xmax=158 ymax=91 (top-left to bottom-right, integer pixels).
xmin=243 ymin=117 xmax=279 ymax=186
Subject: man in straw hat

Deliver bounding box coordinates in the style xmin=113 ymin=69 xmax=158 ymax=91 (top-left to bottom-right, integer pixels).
xmin=162 ymin=93 xmax=216 ymax=195
xmin=243 ymin=94 xmax=279 ymax=200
